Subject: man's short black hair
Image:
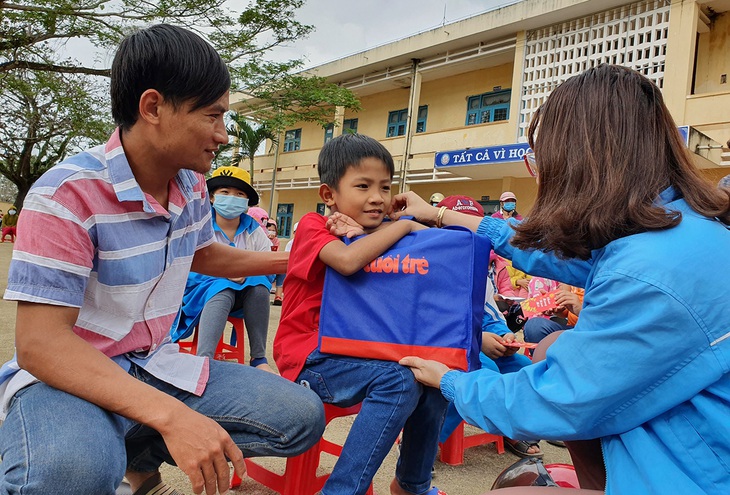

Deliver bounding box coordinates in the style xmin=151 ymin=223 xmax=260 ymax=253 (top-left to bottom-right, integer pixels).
xmin=317 ymin=133 xmax=395 ymax=188
xmin=111 ymin=24 xmax=230 ymax=130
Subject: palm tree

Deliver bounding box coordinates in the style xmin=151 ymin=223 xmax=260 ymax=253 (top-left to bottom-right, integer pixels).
xmin=225 ymin=112 xmax=277 ymax=181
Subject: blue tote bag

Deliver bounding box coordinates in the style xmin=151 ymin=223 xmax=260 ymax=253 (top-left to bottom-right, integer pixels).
xmin=319 ymin=225 xmax=490 ymax=371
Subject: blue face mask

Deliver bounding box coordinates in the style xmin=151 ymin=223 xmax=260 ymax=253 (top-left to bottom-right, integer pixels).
xmin=213 ymin=195 xmax=249 ymax=219
xmin=502 ymin=201 xmax=516 ymax=212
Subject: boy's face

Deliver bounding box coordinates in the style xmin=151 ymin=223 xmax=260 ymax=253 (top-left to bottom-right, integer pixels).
xmin=320 ymin=157 xmax=392 ymax=231
xmin=157 ymin=91 xmax=230 ymax=175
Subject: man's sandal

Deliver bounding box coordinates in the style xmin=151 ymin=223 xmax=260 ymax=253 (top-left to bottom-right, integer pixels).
xmin=131 ymin=473 xmax=184 ymax=495
xmin=504 ymin=438 xmax=544 ymax=459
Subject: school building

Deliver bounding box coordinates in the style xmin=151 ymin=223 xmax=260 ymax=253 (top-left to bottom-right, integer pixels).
xmin=231 ymin=0 xmax=730 ymax=237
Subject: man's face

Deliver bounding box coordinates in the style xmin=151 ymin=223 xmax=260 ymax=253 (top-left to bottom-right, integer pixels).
xmin=158 ymin=91 xmax=230 ymax=174
xmin=324 ymin=157 xmax=392 ymax=232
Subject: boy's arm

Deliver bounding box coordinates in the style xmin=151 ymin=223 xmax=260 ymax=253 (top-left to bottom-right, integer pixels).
xmin=15 ymin=302 xmax=244 ymax=494
xmin=192 ymin=241 xmax=288 ymax=276
xmin=319 ymin=219 xmax=424 ymax=276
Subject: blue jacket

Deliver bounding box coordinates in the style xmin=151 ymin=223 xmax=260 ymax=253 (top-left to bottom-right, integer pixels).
xmin=443 ymin=188 xmax=730 ymax=494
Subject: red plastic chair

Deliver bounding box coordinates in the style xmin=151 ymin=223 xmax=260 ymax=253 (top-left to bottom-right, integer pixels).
xmin=439 ymin=420 xmax=505 ymax=466
xmin=232 ymin=403 xmax=374 ymax=495
xmin=177 ymin=316 xmax=246 ymax=363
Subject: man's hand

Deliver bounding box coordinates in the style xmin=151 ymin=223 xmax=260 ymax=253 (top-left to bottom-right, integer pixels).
xmin=399 ymin=356 xmax=451 ymax=389
xmin=326 ymin=212 xmax=365 ymax=238
xmin=159 ymin=407 xmax=246 ymax=495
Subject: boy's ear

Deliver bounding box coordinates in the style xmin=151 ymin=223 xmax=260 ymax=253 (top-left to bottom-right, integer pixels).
xmin=319 ymin=183 xmax=336 ymax=206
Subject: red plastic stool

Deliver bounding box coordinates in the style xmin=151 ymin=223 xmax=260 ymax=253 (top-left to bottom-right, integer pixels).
xmin=177 ymin=316 xmax=246 ymax=363
xmin=232 ymin=403 xmax=374 ymax=495
xmin=439 ymin=420 xmax=505 ymax=466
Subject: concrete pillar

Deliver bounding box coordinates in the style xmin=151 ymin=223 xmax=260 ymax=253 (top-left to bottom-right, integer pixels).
xmin=398 ymin=60 xmax=423 ymax=193
xmin=663 ymin=0 xmax=701 ymax=122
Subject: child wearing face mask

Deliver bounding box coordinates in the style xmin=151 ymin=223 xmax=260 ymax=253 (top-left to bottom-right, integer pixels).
xmin=170 ymin=166 xmax=278 ymax=373
xmin=491 ymin=192 xmax=523 ymax=220
xmin=1 ymin=206 xmax=19 ymax=242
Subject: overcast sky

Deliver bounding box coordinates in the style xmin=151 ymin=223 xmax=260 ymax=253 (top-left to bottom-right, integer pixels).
xmin=68 ymin=0 xmax=517 ymax=69
xmin=270 ymin=0 xmax=518 ymax=68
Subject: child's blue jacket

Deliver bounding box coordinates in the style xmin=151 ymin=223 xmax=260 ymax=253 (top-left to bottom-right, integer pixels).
xmin=446 ymin=188 xmax=730 ymax=494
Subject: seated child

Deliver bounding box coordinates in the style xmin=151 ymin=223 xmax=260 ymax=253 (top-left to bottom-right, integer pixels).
xmin=171 ymin=166 xmax=275 ymax=372
xmin=274 ymin=133 xmax=448 ymax=495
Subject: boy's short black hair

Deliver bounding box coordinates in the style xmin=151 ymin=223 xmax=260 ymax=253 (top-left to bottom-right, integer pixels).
xmin=111 ymin=24 xmax=230 ymax=130
xmin=317 ymin=133 xmax=395 ymax=188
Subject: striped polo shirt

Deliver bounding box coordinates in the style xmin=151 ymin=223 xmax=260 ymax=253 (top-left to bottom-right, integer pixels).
xmin=0 ymin=129 xmax=215 ymax=417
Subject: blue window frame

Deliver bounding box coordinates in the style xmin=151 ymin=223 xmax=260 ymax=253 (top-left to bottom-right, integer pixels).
xmin=465 ymin=90 xmax=511 ymax=125
xmin=386 ymin=106 xmax=427 ymax=137
xmin=276 ymin=203 xmax=294 ymax=237
xmin=324 ymin=119 xmax=358 ymax=144
xmin=283 ymin=129 xmax=301 ymax=152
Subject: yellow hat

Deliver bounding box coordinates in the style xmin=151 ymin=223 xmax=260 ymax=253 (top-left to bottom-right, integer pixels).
xmin=207 ymin=166 xmax=258 ymax=206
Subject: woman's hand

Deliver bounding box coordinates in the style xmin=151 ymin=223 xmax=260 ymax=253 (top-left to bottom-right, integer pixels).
xmin=327 ymin=212 xmax=365 ymax=238
xmin=390 ymin=191 xmax=439 ymax=224
xmin=399 ymin=356 xmax=451 ymax=389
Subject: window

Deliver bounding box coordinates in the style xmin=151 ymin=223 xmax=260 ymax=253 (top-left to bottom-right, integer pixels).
xmin=276 ymin=203 xmax=294 ymax=237
xmin=465 ymin=90 xmax=511 ymax=125
xmin=283 ymin=129 xmax=301 ymax=152
xmin=324 ymin=119 xmax=358 ymax=144
xmin=386 ymin=106 xmax=427 ymax=137
xmin=478 ymin=199 xmax=500 ymax=216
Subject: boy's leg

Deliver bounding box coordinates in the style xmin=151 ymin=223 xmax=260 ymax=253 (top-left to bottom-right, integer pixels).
xmin=124 ymin=360 xmax=325 ymax=473
xmin=297 ymin=350 xmax=429 ymax=495
xmin=523 ymin=317 xmax=571 ymax=344
xmin=237 ymin=285 xmax=271 ymax=365
xmin=0 ymin=382 xmax=128 ymax=495
xmin=196 ymin=289 xmax=236 ymax=358
xmin=396 ymin=386 xmax=448 ymax=494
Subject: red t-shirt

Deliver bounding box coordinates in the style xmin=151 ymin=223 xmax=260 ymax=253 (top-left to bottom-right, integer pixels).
xmin=273 ymin=213 xmax=339 ymax=381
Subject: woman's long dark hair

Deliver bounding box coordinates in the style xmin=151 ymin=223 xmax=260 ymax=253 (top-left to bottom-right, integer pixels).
xmin=512 ymin=64 xmax=730 ymax=260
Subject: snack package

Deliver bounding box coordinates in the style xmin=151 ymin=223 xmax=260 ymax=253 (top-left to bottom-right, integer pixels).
xmin=520 ymin=289 xmax=561 ymax=318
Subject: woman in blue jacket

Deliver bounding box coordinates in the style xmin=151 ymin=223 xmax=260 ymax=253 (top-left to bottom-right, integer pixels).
xmin=392 ymin=64 xmax=730 ymax=494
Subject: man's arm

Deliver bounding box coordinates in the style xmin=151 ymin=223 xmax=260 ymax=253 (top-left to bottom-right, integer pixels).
xmin=191 ymin=241 xmax=288 ymax=276
xmin=319 ymin=219 xmax=424 ymax=276
xmin=15 ymin=302 xmax=245 ymax=494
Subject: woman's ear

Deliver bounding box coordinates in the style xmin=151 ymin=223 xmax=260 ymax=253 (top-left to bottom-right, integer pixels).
xmin=319 ymin=183 xmax=336 ymax=206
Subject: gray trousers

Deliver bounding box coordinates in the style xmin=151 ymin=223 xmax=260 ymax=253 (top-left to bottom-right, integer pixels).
xmin=196 ymin=285 xmax=271 ymax=364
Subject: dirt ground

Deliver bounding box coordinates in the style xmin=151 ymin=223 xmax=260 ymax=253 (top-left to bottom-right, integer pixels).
xmin=0 ymin=241 xmax=571 ymax=494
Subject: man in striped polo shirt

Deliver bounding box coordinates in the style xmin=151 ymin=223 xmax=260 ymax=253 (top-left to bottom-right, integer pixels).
xmin=0 ymin=25 xmax=325 ymax=495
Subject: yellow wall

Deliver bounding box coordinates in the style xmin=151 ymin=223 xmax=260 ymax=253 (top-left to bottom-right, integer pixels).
xmin=694 ymin=12 xmax=730 ymax=95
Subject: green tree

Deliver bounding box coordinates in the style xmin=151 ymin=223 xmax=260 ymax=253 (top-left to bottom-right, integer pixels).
xmin=223 ymin=113 xmax=277 ymax=181
xmin=0 ymin=70 xmax=111 ymax=209
xmin=0 ymin=0 xmax=360 ymax=208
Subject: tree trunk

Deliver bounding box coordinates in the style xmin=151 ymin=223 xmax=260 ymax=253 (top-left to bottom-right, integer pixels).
xmin=13 ymin=181 xmax=31 ymax=211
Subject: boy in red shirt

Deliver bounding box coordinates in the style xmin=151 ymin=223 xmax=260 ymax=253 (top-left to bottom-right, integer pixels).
xmin=274 ymin=133 xmax=447 ymax=495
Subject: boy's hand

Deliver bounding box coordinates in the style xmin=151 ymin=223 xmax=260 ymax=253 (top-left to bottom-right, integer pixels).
xmin=399 ymin=356 xmax=451 ymax=389
xmin=327 ymin=212 xmax=365 ymax=238
xmin=481 ymin=332 xmax=509 ymax=359
xmin=500 ymin=332 xmax=519 ymax=356
xmin=555 ymin=289 xmax=582 ymax=316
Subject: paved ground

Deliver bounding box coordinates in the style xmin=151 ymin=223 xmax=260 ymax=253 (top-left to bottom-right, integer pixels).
xmin=0 ymin=241 xmax=571 ymax=494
